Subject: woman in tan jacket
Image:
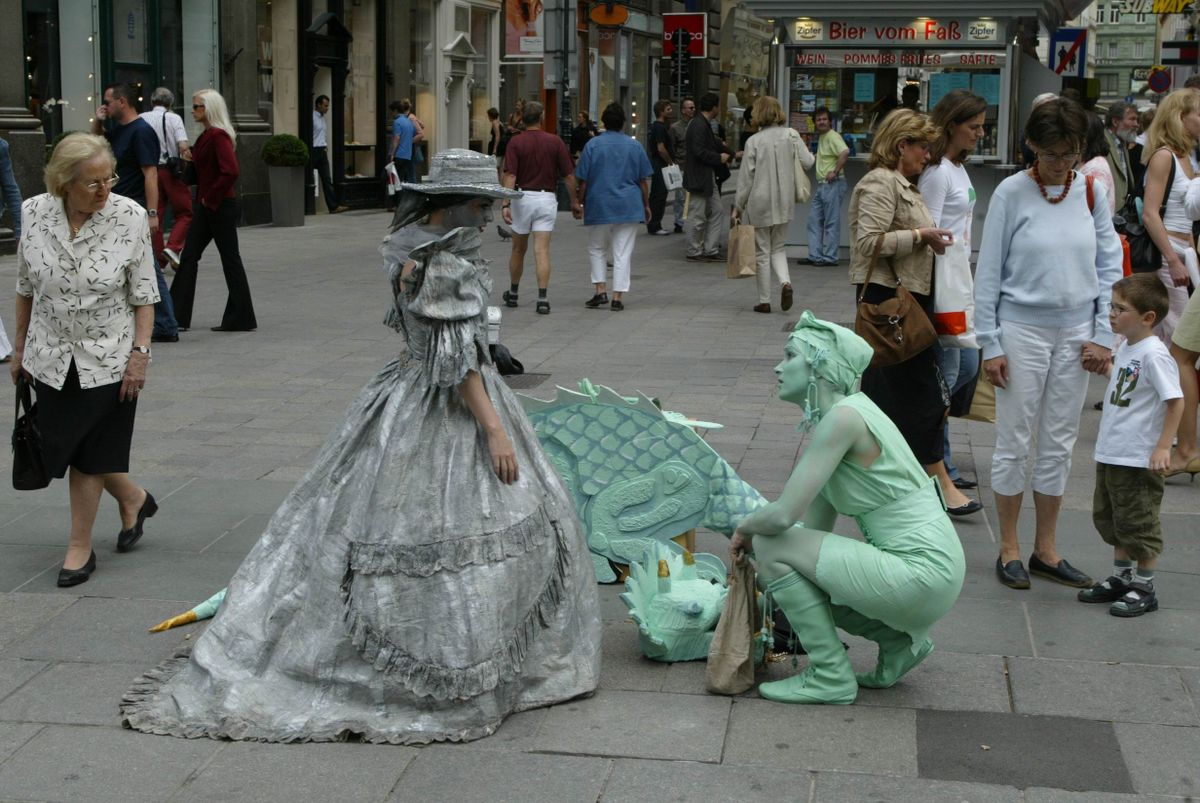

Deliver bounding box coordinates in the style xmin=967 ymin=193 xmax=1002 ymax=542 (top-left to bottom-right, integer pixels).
xmin=847 ymin=110 xmax=972 ymax=514
xmin=734 ymin=96 xmax=814 ymax=313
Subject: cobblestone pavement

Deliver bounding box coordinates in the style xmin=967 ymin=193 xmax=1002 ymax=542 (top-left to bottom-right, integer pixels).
xmin=1 ymin=208 xmax=1197 ymax=802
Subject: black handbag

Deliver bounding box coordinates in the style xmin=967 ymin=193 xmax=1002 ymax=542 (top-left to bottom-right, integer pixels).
xmin=1127 ymin=152 xmax=1174 ymax=274
xmin=159 ymin=113 xmax=187 ymax=180
xmin=489 ymin=343 xmax=524 ymax=376
xmin=12 ymin=376 xmax=50 ymax=491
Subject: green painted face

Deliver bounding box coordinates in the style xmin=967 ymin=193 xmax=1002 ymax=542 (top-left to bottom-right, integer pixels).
xmin=775 ymin=345 xmax=812 ymax=407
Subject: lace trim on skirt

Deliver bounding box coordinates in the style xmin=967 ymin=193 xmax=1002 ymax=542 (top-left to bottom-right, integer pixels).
xmin=339 ymin=516 xmax=570 ymax=701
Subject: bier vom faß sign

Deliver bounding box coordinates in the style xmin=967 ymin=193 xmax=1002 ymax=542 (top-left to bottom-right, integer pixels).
xmin=791 ymin=18 xmax=1004 ymax=47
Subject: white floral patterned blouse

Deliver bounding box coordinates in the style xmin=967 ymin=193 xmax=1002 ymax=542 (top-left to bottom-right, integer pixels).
xmin=16 ymin=192 xmax=159 ymax=390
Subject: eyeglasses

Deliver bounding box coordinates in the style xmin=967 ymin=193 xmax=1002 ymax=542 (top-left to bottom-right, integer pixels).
xmin=1038 ymin=151 xmax=1080 ymax=164
xmin=83 ymin=176 xmax=119 ymax=192
xmin=192 ymin=103 xmax=205 ymax=110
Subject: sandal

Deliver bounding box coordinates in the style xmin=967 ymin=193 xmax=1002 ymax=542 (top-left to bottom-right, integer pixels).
xmin=536 ymin=300 xmax=551 ymax=315
xmin=1077 ymin=575 xmax=1131 ymax=603
xmin=502 ymin=290 xmax=518 ymax=308
xmin=1109 ymin=581 xmax=1158 ymax=617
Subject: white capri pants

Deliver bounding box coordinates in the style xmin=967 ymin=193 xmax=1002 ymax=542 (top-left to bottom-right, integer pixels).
xmin=754 ymin=223 xmax=791 ymax=304
xmin=1154 ymin=240 xmax=1195 ymax=343
xmin=587 ymin=223 xmax=637 ymax=293
xmin=991 ymin=319 xmax=1093 ymax=497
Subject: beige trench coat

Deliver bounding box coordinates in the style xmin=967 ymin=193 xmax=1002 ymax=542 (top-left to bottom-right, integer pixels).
xmin=734 ymin=125 xmax=815 ymax=228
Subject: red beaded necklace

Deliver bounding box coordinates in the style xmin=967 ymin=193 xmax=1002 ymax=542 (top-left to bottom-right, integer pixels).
xmin=1030 ymin=163 xmax=1073 ymax=204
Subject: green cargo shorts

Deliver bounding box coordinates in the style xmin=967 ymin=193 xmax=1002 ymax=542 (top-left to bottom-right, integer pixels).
xmin=1093 ymin=462 xmax=1164 ymax=561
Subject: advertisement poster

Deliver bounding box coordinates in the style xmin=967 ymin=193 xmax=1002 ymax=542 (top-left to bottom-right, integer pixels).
xmin=506 ymin=0 xmax=544 ymax=57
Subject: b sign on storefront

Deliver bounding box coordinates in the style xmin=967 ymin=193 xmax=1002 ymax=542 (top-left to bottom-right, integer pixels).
xmin=662 ymin=13 xmax=707 ymax=58
xmin=790 ymin=18 xmax=1002 ymax=47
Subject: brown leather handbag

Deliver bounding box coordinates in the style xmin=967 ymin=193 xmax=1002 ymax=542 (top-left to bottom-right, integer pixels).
xmin=854 ymin=233 xmax=937 ymax=368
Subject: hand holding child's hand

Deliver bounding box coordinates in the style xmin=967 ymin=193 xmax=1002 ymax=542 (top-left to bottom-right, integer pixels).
xmin=1150 ymin=447 xmax=1172 ymax=474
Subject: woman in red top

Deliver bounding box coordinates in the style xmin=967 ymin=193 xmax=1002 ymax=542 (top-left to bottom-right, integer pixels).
xmin=171 ymin=88 xmax=257 ymax=332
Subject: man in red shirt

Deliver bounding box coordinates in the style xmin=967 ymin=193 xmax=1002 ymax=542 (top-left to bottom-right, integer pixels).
xmin=500 ymin=102 xmax=579 ymax=315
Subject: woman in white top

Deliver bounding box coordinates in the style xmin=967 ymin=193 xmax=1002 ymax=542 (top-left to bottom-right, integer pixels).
xmin=1079 ymin=114 xmax=1117 ymax=218
xmin=734 ymin=95 xmax=814 ymax=313
xmin=11 ymin=134 xmax=161 ymax=587
xmin=1140 ymin=89 xmax=1200 ymax=343
xmin=918 ymin=89 xmax=986 ymax=513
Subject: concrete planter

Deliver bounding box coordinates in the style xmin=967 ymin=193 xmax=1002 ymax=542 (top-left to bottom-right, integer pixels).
xmin=267 ymin=166 xmax=306 ymax=227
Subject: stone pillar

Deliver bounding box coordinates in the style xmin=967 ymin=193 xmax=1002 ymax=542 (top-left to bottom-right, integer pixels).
xmin=221 ymin=0 xmax=273 ymax=225
xmin=0 ymin=11 xmax=43 ymax=255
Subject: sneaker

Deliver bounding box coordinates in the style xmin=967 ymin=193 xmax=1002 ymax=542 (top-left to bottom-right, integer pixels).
xmin=702 ymin=252 xmax=725 ymax=262
xmin=1077 ymin=575 xmax=1131 ymax=603
xmin=1109 ymin=581 xmax=1158 ymax=617
xmin=651 ymin=229 xmax=671 ymax=236
xmin=332 ymin=205 xmax=350 ymax=214
xmin=673 ymin=224 xmax=683 ymax=233
xmin=585 ymin=293 xmax=609 ymax=308
xmin=685 ymin=254 xmax=707 ymax=262
xmin=502 ymin=290 xmax=518 ymax=308
xmin=162 ymin=248 xmax=181 ymax=269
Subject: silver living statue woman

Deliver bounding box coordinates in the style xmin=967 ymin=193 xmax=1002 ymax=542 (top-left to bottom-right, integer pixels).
xmin=121 ymin=150 xmax=602 ymax=744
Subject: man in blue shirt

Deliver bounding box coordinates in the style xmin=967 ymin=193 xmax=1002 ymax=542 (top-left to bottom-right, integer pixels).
xmin=389 ymin=100 xmax=416 ymax=183
xmin=92 ymin=82 xmax=179 ymax=342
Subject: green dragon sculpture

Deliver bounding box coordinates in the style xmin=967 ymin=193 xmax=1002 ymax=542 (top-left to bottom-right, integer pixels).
xmin=519 ymin=380 xmax=768 ymax=584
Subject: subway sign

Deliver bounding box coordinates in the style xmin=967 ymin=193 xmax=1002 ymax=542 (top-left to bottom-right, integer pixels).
xmin=1118 ymin=0 xmax=1193 ymax=12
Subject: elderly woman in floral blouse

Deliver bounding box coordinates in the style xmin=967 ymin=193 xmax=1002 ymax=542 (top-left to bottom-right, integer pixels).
xmin=11 ymin=133 xmax=161 ymax=587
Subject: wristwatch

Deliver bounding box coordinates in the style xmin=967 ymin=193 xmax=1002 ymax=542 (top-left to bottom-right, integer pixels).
xmin=132 ymin=345 xmax=151 ymax=356
xmin=147 ymin=210 xmax=158 ymax=217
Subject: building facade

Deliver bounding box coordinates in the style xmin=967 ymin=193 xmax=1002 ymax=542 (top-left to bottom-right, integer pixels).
xmin=1093 ymin=1 xmax=1158 ymax=105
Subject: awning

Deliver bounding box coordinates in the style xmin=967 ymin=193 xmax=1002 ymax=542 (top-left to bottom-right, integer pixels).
xmin=739 ymin=0 xmax=1093 ymax=31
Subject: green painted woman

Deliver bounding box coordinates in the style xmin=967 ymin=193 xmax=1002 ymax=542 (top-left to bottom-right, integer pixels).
xmin=731 ymin=312 xmax=966 ymax=704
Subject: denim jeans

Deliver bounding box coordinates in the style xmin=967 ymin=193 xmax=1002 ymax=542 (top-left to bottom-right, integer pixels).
xmin=937 ymin=344 xmax=980 ymax=478
xmin=806 ymin=177 xmax=846 ymax=262
xmin=152 ymin=261 xmax=179 ymax=337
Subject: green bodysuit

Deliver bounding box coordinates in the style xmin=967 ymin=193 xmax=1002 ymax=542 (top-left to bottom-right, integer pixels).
xmin=812 ymin=393 xmax=966 ymax=651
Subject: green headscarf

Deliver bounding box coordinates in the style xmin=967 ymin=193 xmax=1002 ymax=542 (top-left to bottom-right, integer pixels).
xmin=786 ymin=312 xmax=873 ymax=426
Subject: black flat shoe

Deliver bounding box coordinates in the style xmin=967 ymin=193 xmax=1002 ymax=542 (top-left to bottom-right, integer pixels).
xmin=951 ymin=477 xmax=978 ymax=490
xmin=57 ymin=551 xmax=96 ymax=588
xmin=1028 ymin=554 xmax=1093 ymax=588
xmin=996 ymin=557 xmax=1030 ymax=589
xmin=947 ymin=499 xmax=983 ymax=516
xmin=585 ymin=293 xmax=609 ymax=308
xmin=116 ymin=491 xmax=158 ymax=553
xmin=610 ymin=299 xmax=624 ymax=311
xmin=211 ymin=326 xmax=256 ymax=332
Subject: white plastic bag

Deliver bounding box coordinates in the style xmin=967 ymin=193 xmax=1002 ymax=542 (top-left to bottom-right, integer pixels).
xmin=383 ymin=162 xmax=401 ymax=196
xmin=932 ymin=242 xmax=977 ymax=348
xmin=662 ymin=164 xmax=683 ymax=191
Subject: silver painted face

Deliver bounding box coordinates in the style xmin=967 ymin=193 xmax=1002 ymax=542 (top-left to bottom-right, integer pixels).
xmin=443 ymin=197 xmax=495 ymax=229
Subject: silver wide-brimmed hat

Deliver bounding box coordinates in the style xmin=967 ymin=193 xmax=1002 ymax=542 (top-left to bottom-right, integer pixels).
xmin=398 ymin=148 xmax=521 ymax=199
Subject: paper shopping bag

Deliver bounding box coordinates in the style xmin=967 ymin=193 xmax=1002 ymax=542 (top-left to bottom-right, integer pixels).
xmin=726 ymin=225 xmax=757 ymax=279
xmin=706 ymin=560 xmax=759 ymax=695
xmin=963 ymin=371 xmax=996 ymax=424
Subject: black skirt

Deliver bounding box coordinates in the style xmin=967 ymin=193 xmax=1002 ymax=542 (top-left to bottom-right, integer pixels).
xmin=855 ymin=283 xmax=949 ymax=465
xmin=35 ymin=361 xmax=138 ymax=478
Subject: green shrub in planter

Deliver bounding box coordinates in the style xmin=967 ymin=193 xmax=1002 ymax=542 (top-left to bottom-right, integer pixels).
xmin=261 ymin=134 xmax=309 ymax=167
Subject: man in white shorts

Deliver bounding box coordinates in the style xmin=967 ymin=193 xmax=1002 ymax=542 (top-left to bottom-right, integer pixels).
xmin=500 ymin=102 xmax=578 ymax=314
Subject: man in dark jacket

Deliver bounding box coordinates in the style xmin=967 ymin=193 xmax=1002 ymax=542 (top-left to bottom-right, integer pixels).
xmin=683 ymin=93 xmax=733 ymax=261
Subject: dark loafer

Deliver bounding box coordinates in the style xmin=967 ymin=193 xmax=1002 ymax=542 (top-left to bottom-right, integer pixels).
xmin=947 ymin=499 xmax=983 ymax=516
xmin=1028 ymin=554 xmax=1093 ymax=588
xmin=57 ymin=551 xmax=96 ymax=588
xmin=610 ymin=300 xmax=624 ymax=311
xmin=951 ymin=477 xmax=978 ymax=490
xmin=996 ymin=557 xmax=1031 ymax=589
xmin=585 ymin=293 xmax=608 ymax=308
xmin=116 ymin=491 xmax=158 ymax=553
xmin=781 ymin=284 xmax=793 ymax=311
xmin=753 ymin=303 xmax=771 ymax=313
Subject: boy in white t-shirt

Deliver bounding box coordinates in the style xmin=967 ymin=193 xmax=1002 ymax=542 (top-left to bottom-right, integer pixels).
xmin=1079 ymin=275 xmax=1184 ymax=617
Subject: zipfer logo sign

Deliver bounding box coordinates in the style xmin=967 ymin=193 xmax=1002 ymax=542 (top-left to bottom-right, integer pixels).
xmin=1119 ymin=0 xmax=1193 ymax=12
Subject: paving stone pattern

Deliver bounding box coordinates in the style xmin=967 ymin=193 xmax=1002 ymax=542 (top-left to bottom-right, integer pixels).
xmin=0 ymin=209 xmax=1197 ymax=800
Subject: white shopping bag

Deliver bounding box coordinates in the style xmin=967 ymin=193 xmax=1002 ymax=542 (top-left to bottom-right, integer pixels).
xmin=932 ymin=241 xmax=977 ymax=349
xmin=313 ymin=169 xmax=320 ymax=197
xmin=383 ymin=162 xmax=401 ymax=196
xmin=662 ymin=164 xmax=683 ymax=192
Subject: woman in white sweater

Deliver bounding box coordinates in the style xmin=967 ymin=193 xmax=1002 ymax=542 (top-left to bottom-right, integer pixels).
xmin=975 ymin=98 xmax=1124 ymax=591
xmin=735 ymin=96 xmax=814 ymax=313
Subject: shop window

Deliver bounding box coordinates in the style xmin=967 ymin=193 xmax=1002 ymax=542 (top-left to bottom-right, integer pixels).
xmin=786 ymin=49 xmax=1006 ymax=160
xmin=256 ymin=0 xmax=273 ymax=126
xmin=469 ymin=6 xmax=494 ymax=151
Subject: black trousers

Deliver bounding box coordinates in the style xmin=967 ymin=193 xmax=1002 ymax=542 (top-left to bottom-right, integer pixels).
xmin=312 ymin=146 xmax=340 ymax=211
xmin=171 ymin=199 xmax=257 ymax=330
xmin=648 ymin=166 xmax=668 ymax=233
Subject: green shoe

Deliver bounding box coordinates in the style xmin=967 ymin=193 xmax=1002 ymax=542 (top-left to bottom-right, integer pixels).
xmin=856 ymin=637 xmax=934 ymax=689
xmin=757 ymin=572 xmax=857 ymax=705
